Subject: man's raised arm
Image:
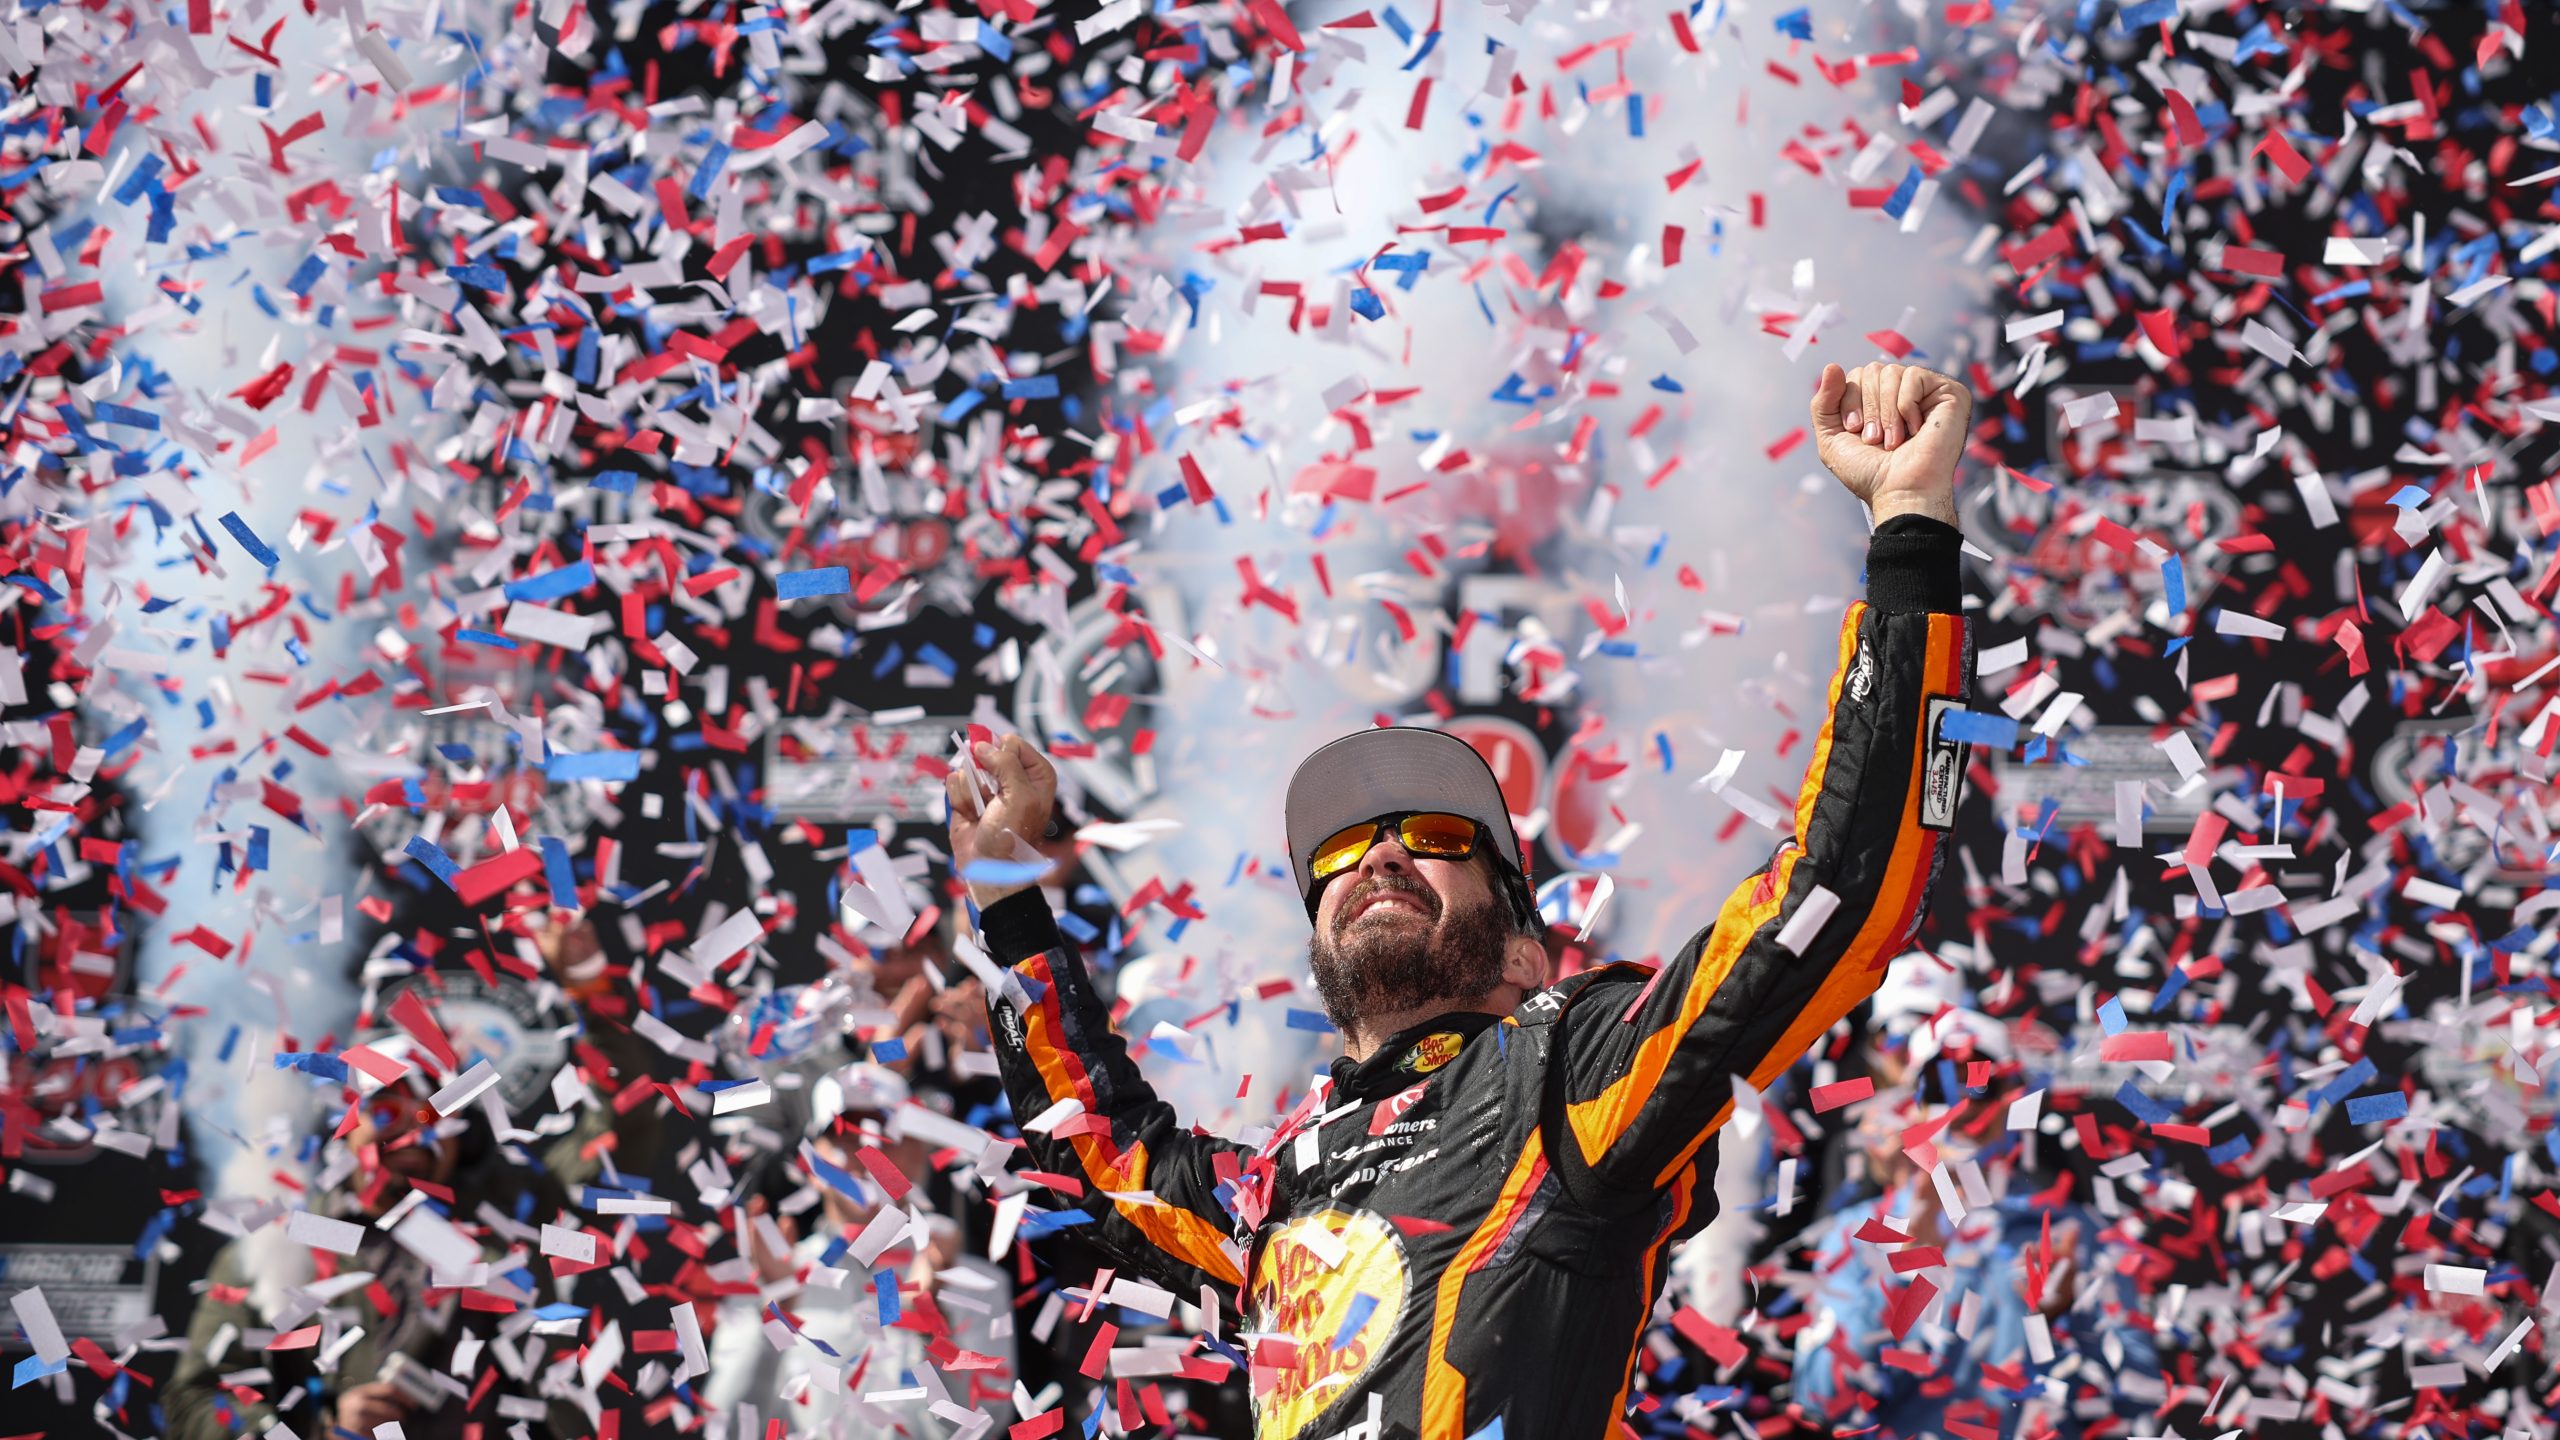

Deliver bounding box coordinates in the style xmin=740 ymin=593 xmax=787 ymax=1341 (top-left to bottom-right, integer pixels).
xmin=1547 ymin=361 xmax=1978 ymax=1201
xmin=949 ymin=737 xmax=1255 ymax=1301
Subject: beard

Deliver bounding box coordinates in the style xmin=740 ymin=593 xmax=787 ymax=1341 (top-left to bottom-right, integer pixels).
xmin=1308 ymin=873 xmax=1513 ymax=1037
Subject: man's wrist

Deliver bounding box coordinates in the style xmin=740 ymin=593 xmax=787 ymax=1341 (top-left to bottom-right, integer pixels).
xmin=1865 ymin=512 xmax=1964 ymax=614
xmin=1867 ymin=490 xmax=1959 ymax=528
xmin=976 ymin=886 xmax=1065 ymax=966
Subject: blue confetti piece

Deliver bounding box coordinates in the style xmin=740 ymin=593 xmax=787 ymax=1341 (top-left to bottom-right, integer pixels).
xmin=15 ymin=1352 xmax=68 ymax=1388
xmin=1881 ymin=163 xmax=1923 ymax=220
xmin=689 ymin=142 xmax=732 ymax=203
xmin=1002 ymin=374 xmax=1060 ymax=399
xmin=1772 ymin=6 xmax=1812 ymax=38
xmin=540 ymin=835 xmax=578 ymax=909
xmin=2309 ymin=1056 xmax=2378 ymax=1108
xmin=404 ymin=833 xmax=461 ymax=888
xmin=776 ymin=565 xmax=851 ymax=599
xmin=1285 ymin=1009 xmax=1336 ymax=1032
xmin=504 ymin=559 xmax=594 ymax=602
xmin=2345 ymin=1091 xmax=2408 ymax=1125
xmin=960 ymin=858 xmax=1052 ymax=886
xmin=2113 ymin=1078 xmax=2176 ymax=1124
xmin=218 ymin=511 xmax=280 ymax=569
xmin=1015 ymin=1208 xmax=1097 ymax=1241
xmin=874 ymin=1270 xmax=900 ymax=1326
xmin=272 ymin=1051 xmax=349 ymax=1082
xmin=870 ymin=1036 xmax=908 ymax=1064
xmin=545 ymin=749 xmax=642 ymax=783
xmin=809 ymin=1159 xmax=869 ymax=1208
xmin=1935 ymin=709 xmax=2020 ymax=748
xmin=1331 ymin=1292 xmax=1378 ymax=1349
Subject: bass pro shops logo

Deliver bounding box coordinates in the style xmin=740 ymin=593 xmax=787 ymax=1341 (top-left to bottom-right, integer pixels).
xmin=1397 ymin=1032 xmax=1466 ymax=1075
xmin=1245 ymin=1207 xmax=1411 ymax=1440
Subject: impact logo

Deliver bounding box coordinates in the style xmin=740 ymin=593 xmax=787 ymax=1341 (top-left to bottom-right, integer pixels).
xmin=1398 ymin=1032 xmax=1466 ymax=1075
xmin=1245 ymin=1207 xmax=1410 ymax=1440
xmin=1846 ymin=641 xmax=1876 ymax=705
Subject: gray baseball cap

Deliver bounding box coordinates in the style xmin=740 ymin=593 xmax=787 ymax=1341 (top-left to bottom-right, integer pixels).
xmin=1284 ymin=726 xmax=1535 ymax=927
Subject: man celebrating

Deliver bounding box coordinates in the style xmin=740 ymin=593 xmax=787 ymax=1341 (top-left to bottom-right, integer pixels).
xmin=948 ymin=361 xmax=1976 ymax=1440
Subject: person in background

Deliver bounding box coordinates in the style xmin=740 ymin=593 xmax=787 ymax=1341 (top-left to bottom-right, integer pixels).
xmin=704 ymin=1061 xmax=1016 ymax=1438
xmin=856 ymin=911 xmax=995 ymax=1099
xmin=164 ymin=910 xmax=659 ymax=1440
xmin=1787 ymin=958 xmax=2160 ymax=1440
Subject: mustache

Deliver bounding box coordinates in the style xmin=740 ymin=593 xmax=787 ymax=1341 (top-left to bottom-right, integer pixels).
xmin=1336 ymin=875 xmax=1438 ymax=934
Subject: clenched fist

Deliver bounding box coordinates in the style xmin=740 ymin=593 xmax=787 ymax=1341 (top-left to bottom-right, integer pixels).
xmin=943 ymin=734 xmax=1058 ymax=909
xmin=1812 ymin=361 xmax=1971 ymax=527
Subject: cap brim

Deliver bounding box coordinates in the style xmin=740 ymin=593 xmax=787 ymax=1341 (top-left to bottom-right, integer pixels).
xmin=1285 ymin=727 xmax=1525 ymax=904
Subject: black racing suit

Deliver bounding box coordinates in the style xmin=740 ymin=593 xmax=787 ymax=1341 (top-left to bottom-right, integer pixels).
xmin=979 ymin=514 xmax=1972 ymax=1440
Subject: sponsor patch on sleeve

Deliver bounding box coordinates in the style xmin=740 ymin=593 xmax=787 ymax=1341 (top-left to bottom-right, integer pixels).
xmin=1920 ymin=696 xmax=1964 ymax=832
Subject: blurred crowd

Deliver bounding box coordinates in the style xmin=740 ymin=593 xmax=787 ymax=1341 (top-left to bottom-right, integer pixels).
xmin=141 ymin=835 xmax=2176 ymax=1440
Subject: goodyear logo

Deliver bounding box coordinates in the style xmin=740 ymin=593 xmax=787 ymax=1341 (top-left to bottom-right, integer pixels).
xmin=1398 ymin=1031 xmax=1465 ymax=1075
xmin=1245 ymin=1207 xmax=1410 ymax=1440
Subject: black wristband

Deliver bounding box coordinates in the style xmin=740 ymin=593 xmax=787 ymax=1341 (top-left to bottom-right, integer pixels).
xmin=1865 ymin=513 xmax=1964 ymax=614
xmin=978 ymin=887 xmax=1066 ymax=967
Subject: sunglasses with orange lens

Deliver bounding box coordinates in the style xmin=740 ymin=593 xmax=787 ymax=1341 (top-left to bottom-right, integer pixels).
xmin=1309 ymin=811 xmax=1484 ymax=888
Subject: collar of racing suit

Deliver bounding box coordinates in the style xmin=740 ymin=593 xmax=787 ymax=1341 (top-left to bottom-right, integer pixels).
xmin=1325 ymin=1009 xmax=1505 ymax=1103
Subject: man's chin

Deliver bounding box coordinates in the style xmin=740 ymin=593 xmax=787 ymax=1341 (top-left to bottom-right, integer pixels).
xmin=1340 ymin=904 xmax=1433 ymax=936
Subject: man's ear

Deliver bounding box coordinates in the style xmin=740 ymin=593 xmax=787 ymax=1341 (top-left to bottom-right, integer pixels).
xmin=1502 ymin=932 xmax=1547 ymax=994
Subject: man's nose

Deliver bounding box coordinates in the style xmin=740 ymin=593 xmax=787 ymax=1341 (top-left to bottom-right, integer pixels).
xmin=1357 ymin=833 xmax=1415 ymax=878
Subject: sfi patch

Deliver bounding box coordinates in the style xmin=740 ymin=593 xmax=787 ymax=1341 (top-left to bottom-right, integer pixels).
xmin=1921 ymin=696 xmax=1965 ymax=832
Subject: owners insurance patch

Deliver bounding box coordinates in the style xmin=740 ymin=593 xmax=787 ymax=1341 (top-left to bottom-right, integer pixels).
xmin=1920 ymin=696 xmax=1965 ymax=832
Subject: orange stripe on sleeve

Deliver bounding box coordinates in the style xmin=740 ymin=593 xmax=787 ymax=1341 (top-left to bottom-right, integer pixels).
xmin=1019 ymin=956 xmax=1246 ymax=1286
xmin=1560 ymin=608 xmax=1864 ymax=1170
xmin=1643 ymin=610 xmax=1961 ymax=1188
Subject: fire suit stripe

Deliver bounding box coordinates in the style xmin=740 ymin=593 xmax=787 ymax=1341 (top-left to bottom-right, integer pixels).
xmin=1420 ymin=1131 xmax=1548 ymax=1440
xmin=1561 ymin=605 xmax=1963 ymax=1188
xmin=1643 ymin=608 xmax=1964 ymax=1187
xmin=1607 ymin=1165 xmax=1701 ymax=1422
xmin=1019 ymin=953 xmax=1246 ymax=1286
xmin=1558 ymin=605 xmax=1862 ymax=1170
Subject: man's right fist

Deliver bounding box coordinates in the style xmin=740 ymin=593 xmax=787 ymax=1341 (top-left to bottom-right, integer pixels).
xmin=1811 ymin=361 xmax=1970 ymax=528
xmin=943 ymin=733 xmax=1058 ymax=908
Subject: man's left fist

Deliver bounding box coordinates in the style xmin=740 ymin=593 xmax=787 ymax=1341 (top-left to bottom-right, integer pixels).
xmin=1811 ymin=361 xmax=1971 ymax=527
